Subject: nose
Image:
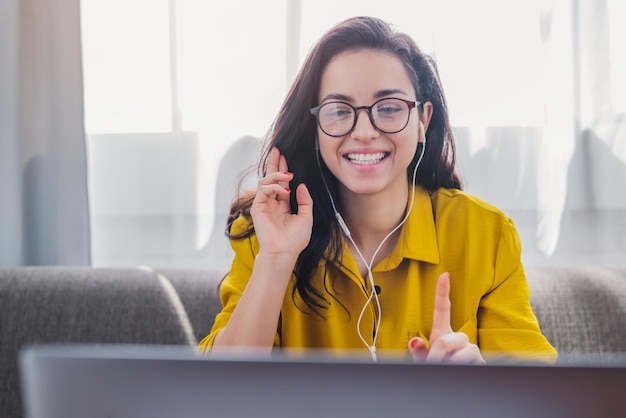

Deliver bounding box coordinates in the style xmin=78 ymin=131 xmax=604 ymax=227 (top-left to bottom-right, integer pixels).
xmin=350 ymin=109 xmax=379 ymax=141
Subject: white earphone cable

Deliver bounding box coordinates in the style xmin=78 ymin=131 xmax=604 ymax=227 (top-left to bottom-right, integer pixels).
xmin=316 ymin=122 xmax=427 ymax=361
xmin=353 ymin=129 xmax=426 ymax=361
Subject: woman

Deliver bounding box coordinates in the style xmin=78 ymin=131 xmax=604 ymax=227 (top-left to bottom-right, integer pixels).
xmin=199 ymin=16 xmax=557 ymax=363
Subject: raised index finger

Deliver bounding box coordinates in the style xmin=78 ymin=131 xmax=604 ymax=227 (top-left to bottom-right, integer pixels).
xmin=267 ymin=147 xmax=281 ymax=174
xmin=430 ymin=272 xmax=453 ymax=341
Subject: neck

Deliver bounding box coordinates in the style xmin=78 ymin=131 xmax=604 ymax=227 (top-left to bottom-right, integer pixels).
xmin=338 ymin=182 xmax=410 ymax=265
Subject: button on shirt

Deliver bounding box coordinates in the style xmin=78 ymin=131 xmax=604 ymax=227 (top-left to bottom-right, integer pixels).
xmin=199 ymin=187 xmax=557 ymax=363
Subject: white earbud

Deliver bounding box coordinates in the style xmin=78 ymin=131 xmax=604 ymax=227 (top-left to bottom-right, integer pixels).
xmin=418 ymin=121 xmax=425 ymax=143
xmin=335 ymin=212 xmax=351 ymax=236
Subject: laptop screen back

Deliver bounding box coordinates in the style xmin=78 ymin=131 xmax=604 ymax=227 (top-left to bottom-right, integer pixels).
xmin=19 ymin=345 xmax=626 ymax=418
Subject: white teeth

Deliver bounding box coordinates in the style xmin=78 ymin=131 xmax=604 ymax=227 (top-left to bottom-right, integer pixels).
xmin=346 ymin=152 xmax=387 ymax=165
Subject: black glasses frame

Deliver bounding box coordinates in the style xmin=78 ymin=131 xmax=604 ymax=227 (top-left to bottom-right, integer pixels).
xmin=310 ymin=98 xmax=421 ymax=137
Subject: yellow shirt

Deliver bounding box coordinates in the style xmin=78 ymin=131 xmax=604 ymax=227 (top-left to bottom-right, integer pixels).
xmin=199 ymin=187 xmax=557 ymax=363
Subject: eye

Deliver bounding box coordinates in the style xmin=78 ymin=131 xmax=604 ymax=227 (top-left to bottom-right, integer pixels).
xmin=321 ymin=103 xmax=353 ymax=120
xmin=375 ymin=100 xmax=404 ymax=116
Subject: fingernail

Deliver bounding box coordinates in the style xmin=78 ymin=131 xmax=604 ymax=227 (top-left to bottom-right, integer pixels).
xmin=284 ymin=171 xmax=292 ymax=175
xmin=285 ymin=188 xmax=291 ymax=192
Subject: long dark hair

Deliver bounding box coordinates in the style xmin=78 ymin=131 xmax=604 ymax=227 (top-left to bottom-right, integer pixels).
xmin=228 ymin=16 xmax=462 ymax=315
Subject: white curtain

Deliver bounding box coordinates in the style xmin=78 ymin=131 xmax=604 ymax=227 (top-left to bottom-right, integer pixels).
xmin=83 ymin=0 xmax=626 ymax=268
xmin=450 ymin=0 xmax=626 ymax=266
xmin=5 ymin=0 xmax=623 ymax=268
xmin=535 ymin=0 xmax=576 ymax=256
xmin=0 ymin=0 xmax=90 ymax=266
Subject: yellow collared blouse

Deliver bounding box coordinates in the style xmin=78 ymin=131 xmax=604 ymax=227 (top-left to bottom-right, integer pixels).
xmin=199 ymin=187 xmax=557 ymax=363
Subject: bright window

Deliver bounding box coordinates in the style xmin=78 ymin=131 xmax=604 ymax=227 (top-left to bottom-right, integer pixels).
xmin=299 ymin=0 xmax=545 ymax=127
xmin=81 ymin=0 xmax=172 ymax=133
xmin=608 ymin=0 xmax=626 ymax=113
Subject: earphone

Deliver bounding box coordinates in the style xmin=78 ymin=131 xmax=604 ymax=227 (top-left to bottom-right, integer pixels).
xmin=315 ymin=122 xmax=427 ymax=361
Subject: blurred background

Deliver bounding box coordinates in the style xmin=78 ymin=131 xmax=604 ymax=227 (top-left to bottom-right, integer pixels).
xmin=1 ymin=0 xmax=625 ymax=270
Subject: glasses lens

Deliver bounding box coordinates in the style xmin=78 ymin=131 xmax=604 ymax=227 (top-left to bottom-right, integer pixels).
xmin=372 ymin=99 xmax=410 ymax=133
xmin=318 ymin=102 xmax=354 ymax=137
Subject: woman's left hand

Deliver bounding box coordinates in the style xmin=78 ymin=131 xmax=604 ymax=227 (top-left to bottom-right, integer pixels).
xmin=408 ymin=272 xmax=486 ymax=364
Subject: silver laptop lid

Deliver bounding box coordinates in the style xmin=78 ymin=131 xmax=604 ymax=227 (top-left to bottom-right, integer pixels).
xmin=20 ymin=344 xmax=626 ymax=418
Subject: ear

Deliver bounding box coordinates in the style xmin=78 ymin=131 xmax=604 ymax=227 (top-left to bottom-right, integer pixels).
xmin=418 ymin=101 xmax=434 ymax=143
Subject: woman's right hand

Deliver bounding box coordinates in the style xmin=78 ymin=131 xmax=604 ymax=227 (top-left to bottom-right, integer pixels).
xmin=250 ymin=147 xmax=313 ymax=260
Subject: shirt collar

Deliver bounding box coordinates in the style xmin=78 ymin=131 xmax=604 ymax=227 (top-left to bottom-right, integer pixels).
xmin=374 ymin=185 xmax=440 ymax=271
xmin=329 ymin=186 xmax=440 ymax=278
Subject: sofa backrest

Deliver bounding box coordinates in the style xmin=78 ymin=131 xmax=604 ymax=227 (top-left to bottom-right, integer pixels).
xmin=527 ymin=266 xmax=626 ymax=360
xmin=152 ymin=268 xmax=226 ymax=343
xmin=0 ymin=267 xmax=220 ymax=418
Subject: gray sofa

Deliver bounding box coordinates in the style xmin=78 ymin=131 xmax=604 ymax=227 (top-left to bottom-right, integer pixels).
xmin=1 ymin=266 xmax=626 ymax=418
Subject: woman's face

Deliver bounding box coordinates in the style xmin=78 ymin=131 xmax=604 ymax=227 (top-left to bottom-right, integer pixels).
xmin=316 ymin=49 xmax=421 ymax=200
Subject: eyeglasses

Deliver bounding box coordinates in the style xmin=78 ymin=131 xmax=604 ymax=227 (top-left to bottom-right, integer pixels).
xmin=310 ymin=98 xmax=420 ymax=137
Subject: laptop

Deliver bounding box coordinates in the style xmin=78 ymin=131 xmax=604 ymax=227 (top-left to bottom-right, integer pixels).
xmin=19 ymin=344 xmax=626 ymax=418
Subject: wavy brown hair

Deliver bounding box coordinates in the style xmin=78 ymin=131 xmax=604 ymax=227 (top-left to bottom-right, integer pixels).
xmin=227 ymin=16 xmax=462 ymax=315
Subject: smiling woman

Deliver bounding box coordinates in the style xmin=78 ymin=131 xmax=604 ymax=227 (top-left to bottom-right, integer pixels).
xmin=199 ymin=16 xmax=557 ymax=364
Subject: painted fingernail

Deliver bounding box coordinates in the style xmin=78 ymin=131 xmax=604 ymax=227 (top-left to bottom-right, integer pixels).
xmin=285 ymin=188 xmax=291 ymax=192
xmin=284 ymin=171 xmax=292 ymax=175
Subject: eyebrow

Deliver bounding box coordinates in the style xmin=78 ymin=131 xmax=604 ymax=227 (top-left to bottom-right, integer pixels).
xmin=320 ymin=89 xmax=410 ymax=103
xmin=374 ymin=89 xmax=409 ymax=99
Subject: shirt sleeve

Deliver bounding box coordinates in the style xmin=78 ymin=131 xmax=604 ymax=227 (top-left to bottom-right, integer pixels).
xmin=197 ymin=216 xmax=282 ymax=353
xmin=477 ymin=217 xmax=558 ymax=363
xmin=198 ymin=217 xmax=257 ymax=352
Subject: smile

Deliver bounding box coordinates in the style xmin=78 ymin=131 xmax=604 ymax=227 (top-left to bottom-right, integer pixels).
xmin=345 ymin=152 xmax=389 ymax=165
